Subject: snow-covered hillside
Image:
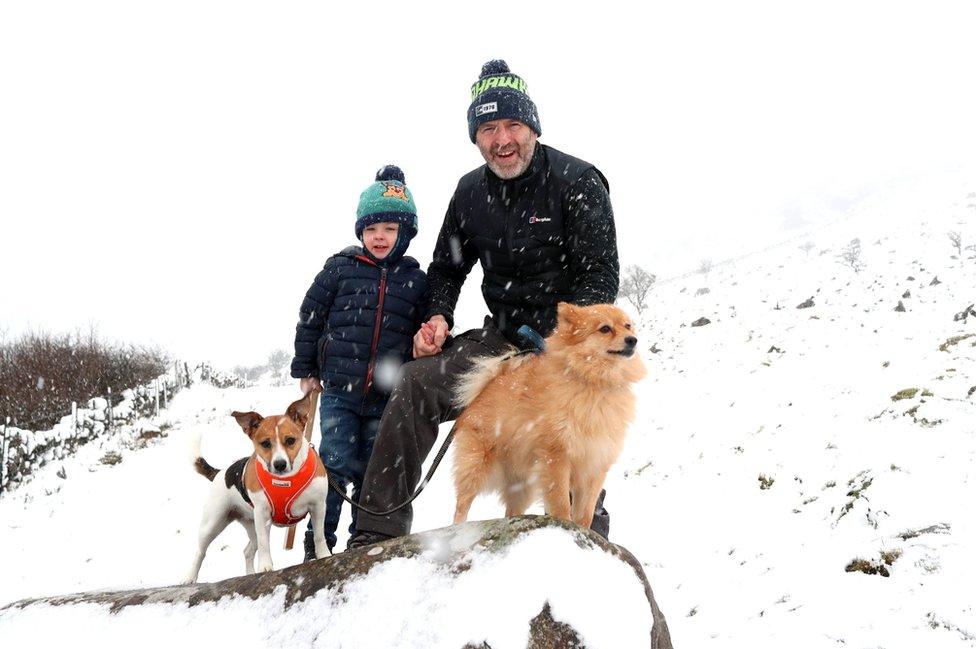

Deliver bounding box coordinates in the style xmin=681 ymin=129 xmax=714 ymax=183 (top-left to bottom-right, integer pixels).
xmin=619 ymin=172 xmax=976 ymax=646
xmin=1 ymin=173 xmax=974 ymax=647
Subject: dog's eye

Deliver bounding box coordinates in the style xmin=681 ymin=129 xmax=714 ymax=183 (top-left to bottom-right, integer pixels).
xmin=284 ymin=437 xmax=296 ymax=447
xmin=624 ymin=323 xmax=632 ymax=330
xmin=260 ymin=440 xmax=272 ymax=449
xmin=599 ymin=325 xmax=613 ymax=334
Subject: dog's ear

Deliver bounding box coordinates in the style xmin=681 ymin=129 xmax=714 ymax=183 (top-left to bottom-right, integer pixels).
xmin=285 ymin=392 xmax=315 ymax=427
xmin=556 ymin=302 xmax=580 ymax=327
xmin=552 ymin=302 xmax=587 ymax=348
xmin=231 ymin=411 xmax=263 ymax=437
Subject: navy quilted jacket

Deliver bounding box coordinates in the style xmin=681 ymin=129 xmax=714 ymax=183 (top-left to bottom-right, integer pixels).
xmin=290 ymin=246 xmax=428 ymax=397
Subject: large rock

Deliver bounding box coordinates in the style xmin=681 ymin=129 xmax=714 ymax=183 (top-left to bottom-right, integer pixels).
xmin=1 ymin=516 xmax=672 ymax=648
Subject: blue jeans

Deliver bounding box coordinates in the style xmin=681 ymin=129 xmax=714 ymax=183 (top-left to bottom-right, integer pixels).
xmin=306 ymin=390 xmax=384 ymax=550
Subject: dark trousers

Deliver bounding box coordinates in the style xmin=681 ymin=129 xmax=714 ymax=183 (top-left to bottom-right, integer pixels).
xmin=306 ymin=391 xmax=382 ymax=550
xmin=355 ymin=326 xmax=611 ymax=539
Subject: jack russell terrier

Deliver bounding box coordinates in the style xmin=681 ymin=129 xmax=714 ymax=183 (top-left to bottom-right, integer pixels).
xmin=184 ymin=391 xmax=329 ymax=583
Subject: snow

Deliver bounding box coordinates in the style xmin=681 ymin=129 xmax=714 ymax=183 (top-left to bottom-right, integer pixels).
xmin=2 ymin=172 xmax=974 ymax=646
xmin=0 ymin=528 xmax=652 ymax=648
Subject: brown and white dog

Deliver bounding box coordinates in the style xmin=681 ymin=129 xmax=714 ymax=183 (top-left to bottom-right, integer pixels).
xmin=451 ymin=302 xmax=646 ymax=529
xmin=184 ymin=391 xmax=329 ymax=583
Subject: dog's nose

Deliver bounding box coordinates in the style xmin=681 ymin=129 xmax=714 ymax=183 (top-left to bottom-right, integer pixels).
xmin=273 ymin=459 xmax=287 ymax=473
xmin=624 ymin=336 xmax=638 ymax=348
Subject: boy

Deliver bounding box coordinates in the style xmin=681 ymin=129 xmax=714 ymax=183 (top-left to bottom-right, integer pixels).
xmin=290 ymin=165 xmax=428 ymax=559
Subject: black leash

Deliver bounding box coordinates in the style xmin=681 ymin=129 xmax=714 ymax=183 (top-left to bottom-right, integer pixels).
xmin=325 ymin=423 xmax=458 ymax=516
xmin=325 ymin=326 xmax=547 ymax=516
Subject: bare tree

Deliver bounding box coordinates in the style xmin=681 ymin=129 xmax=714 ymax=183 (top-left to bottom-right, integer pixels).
xmin=698 ymin=259 xmax=713 ymax=279
xmin=267 ymin=349 xmax=290 ymax=373
xmin=837 ymin=238 xmax=864 ymax=273
xmin=799 ymin=241 xmax=815 ymax=256
xmin=948 ymin=231 xmax=963 ymax=257
xmin=618 ymin=265 xmax=656 ymax=316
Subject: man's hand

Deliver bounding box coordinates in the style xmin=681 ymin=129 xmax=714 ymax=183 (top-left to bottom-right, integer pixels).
xmin=413 ymin=315 xmax=449 ymax=358
xmin=299 ymin=377 xmax=322 ymax=395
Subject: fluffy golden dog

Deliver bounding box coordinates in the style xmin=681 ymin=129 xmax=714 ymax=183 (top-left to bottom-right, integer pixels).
xmin=451 ymin=302 xmax=646 ymax=529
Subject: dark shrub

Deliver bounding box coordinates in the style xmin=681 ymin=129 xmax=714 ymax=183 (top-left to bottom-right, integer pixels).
xmin=0 ymin=328 xmax=169 ymax=431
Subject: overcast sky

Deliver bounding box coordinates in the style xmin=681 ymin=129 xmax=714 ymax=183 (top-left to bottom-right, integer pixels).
xmin=3 ymin=0 xmax=975 ymax=367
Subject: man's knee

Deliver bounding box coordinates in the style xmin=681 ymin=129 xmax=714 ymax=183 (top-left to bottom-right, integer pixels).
xmin=393 ymin=356 xmax=434 ymax=393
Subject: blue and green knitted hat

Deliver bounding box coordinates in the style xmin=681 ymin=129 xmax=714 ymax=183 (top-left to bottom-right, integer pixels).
xmin=355 ymin=165 xmax=418 ymax=242
xmin=467 ymin=59 xmax=541 ymax=143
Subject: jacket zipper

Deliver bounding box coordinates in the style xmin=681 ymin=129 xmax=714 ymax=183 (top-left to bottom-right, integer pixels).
xmin=363 ymin=264 xmax=388 ymax=396
xmin=500 ymin=183 xmax=515 ymax=254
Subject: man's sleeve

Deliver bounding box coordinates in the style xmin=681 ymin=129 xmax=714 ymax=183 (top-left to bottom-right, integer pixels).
xmin=404 ymin=278 xmax=432 ymax=362
xmin=290 ymin=258 xmax=341 ymax=379
xmin=564 ymin=169 xmax=620 ymax=304
xmin=424 ymin=195 xmax=479 ymax=328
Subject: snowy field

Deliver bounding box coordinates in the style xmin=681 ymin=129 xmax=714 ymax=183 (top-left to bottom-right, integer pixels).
xmin=2 ymin=172 xmax=975 ymax=647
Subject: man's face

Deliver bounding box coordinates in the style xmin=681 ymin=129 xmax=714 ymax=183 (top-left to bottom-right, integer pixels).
xmin=475 ymin=118 xmax=538 ymax=179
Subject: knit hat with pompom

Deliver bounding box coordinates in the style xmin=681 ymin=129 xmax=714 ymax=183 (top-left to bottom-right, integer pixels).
xmin=355 ymin=165 xmax=418 ymax=263
xmin=466 ymin=59 xmax=541 ymax=143
xmin=355 ymin=165 xmax=418 ymax=240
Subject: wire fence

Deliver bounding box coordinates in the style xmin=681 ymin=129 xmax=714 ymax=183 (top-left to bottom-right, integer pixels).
xmin=0 ymin=361 xmax=199 ymax=495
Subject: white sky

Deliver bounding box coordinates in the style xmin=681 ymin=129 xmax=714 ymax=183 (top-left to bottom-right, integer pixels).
xmin=3 ymin=0 xmax=975 ymax=367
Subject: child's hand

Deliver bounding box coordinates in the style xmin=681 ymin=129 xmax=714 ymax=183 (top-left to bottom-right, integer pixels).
xmin=413 ymin=315 xmax=449 ymax=358
xmin=300 ymin=377 xmax=323 ymax=395
xmin=421 ymin=321 xmax=436 ymax=345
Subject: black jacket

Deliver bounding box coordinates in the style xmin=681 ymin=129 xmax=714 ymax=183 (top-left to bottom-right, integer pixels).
xmin=426 ymin=144 xmax=619 ymax=343
xmin=290 ymin=246 xmax=428 ymax=397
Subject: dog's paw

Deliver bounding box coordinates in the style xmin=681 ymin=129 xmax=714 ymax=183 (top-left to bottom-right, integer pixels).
xmin=257 ymin=556 xmax=274 ymax=573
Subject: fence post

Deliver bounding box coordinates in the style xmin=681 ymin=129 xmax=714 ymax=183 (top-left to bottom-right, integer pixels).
xmin=1 ymin=417 xmax=9 ymax=498
xmin=162 ymin=380 xmax=168 ymax=410
xmin=107 ymin=387 xmax=113 ymax=428
xmin=72 ymin=401 xmax=78 ymax=435
xmin=154 ymin=380 xmax=160 ymax=415
xmin=1 ymin=419 xmax=5 ymax=496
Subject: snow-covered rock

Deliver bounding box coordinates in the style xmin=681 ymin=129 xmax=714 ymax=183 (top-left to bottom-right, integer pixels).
xmin=0 ymin=517 xmax=672 ymax=649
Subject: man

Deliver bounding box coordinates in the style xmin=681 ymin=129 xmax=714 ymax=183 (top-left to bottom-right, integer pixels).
xmin=347 ymin=59 xmax=619 ymax=549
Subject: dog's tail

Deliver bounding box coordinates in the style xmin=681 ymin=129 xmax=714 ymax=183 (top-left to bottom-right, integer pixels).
xmin=194 ymin=457 xmax=219 ymax=481
xmin=189 ymin=430 xmax=219 ymax=481
xmin=453 ymin=348 xmax=526 ymax=409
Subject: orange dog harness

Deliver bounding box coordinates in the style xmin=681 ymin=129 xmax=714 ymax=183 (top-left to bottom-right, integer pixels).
xmin=253 ymin=444 xmax=318 ymax=527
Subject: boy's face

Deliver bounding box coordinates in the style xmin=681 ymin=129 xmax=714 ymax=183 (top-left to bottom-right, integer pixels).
xmin=363 ymin=222 xmax=399 ymax=259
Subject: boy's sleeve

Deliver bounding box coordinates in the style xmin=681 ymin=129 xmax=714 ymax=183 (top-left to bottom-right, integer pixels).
xmin=424 ymin=194 xmax=479 ymax=329
xmin=290 ymin=257 xmax=341 ymax=379
xmin=564 ymin=169 xmax=620 ymax=305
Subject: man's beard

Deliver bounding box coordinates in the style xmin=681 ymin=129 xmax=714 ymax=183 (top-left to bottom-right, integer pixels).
xmin=481 ymin=140 xmax=536 ymax=179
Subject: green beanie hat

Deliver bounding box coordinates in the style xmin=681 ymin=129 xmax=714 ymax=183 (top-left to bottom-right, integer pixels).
xmin=355 ymin=165 xmax=418 ymax=241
